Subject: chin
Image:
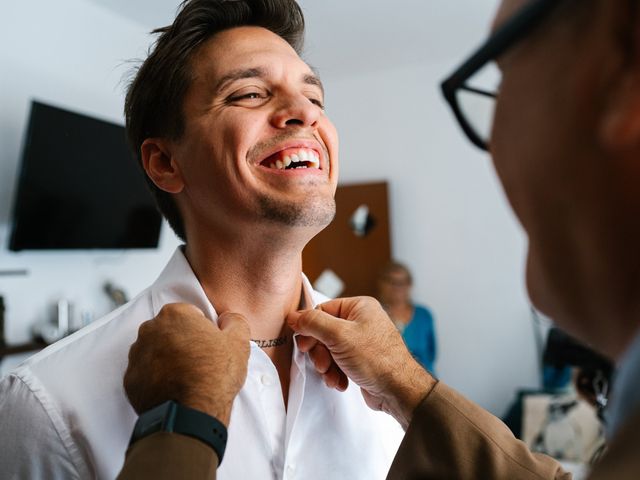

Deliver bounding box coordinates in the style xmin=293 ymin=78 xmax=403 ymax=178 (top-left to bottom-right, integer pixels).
xmin=526 ymin=249 xmax=568 ymax=327
xmin=526 ymin=253 xmax=604 ymax=353
xmin=526 ymin=249 xmax=553 ymax=314
xmin=258 ymin=194 xmax=336 ymax=228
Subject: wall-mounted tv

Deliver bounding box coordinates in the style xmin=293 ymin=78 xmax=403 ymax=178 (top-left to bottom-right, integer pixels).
xmin=9 ymin=101 xmax=162 ymax=251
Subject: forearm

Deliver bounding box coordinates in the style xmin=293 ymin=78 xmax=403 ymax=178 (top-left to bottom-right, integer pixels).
xmin=118 ymin=432 xmax=218 ymax=480
xmin=388 ymin=382 xmax=571 ymax=480
xmin=382 ymin=360 xmax=436 ymax=430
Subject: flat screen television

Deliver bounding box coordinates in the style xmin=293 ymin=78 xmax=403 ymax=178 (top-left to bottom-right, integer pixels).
xmin=9 ymin=101 xmax=162 ymax=251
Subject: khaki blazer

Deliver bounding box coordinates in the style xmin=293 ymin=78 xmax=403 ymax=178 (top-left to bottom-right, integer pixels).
xmin=118 ymin=382 xmax=640 ymax=480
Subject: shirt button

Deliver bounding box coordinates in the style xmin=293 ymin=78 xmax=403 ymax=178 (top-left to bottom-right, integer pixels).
xmin=286 ymin=464 xmax=296 ymax=475
xmin=261 ymin=374 xmax=273 ymax=386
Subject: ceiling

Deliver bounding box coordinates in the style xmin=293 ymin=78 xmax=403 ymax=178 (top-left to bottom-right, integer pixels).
xmin=88 ymin=0 xmax=499 ymax=78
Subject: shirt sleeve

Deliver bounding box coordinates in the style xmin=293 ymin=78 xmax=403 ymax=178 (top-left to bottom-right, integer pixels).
xmin=0 ymin=372 xmax=80 ymax=479
xmin=387 ymin=381 xmax=571 ymax=480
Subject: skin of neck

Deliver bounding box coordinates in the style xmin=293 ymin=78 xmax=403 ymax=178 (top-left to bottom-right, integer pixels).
xmin=526 ymin=163 xmax=640 ymax=362
xmin=184 ymin=220 xmax=317 ymax=342
xmin=183 ymin=217 xmax=323 ymax=409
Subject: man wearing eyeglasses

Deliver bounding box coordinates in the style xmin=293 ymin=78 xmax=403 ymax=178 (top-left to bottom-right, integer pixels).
xmin=118 ymin=0 xmax=640 ymax=478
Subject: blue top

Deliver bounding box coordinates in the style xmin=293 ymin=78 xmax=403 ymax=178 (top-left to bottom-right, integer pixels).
xmin=402 ymin=305 xmax=437 ymax=374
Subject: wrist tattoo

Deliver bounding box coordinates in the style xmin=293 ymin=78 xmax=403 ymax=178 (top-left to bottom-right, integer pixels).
xmin=251 ymin=336 xmax=288 ymax=348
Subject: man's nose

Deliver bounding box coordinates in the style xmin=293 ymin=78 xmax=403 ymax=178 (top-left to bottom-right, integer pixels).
xmin=270 ymin=93 xmax=321 ymax=129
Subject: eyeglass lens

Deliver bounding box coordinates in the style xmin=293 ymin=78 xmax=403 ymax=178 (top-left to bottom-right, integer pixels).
xmin=457 ymin=61 xmax=501 ymax=147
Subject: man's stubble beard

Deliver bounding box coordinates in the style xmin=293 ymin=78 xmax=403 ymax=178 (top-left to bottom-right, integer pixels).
xmin=257 ymin=192 xmax=336 ymax=228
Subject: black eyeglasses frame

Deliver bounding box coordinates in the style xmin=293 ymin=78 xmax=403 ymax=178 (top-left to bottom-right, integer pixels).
xmin=440 ymin=0 xmax=564 ymax=151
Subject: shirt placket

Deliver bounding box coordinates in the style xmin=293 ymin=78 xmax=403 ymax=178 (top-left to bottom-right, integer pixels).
xmin=253 ymin=346 xmax=288 ymax=479
xmin=282 ymin=337 xmax=307 ymax=480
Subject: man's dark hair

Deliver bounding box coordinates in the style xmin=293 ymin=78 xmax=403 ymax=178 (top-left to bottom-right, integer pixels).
xmin=125 ymin=0 xmax=305 ymax=241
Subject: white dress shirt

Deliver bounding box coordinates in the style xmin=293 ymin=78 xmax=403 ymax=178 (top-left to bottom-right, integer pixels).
xmin=0 ymin=248 xmax=402 ymax=479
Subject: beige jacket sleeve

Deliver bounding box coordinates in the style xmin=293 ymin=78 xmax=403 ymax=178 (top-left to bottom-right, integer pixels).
xmin=117 ymin=432 xmax=218 ymax=480
xmin=387 ymin=381 xmax=572 ymax=480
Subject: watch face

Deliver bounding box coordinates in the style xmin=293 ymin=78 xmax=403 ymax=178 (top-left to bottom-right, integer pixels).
xmin=131 ymin=401 xmax=175 ymax=443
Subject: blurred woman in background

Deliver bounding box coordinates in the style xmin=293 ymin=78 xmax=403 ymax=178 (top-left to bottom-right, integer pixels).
xmin=378 ymin=261 xmax=437 ymax=374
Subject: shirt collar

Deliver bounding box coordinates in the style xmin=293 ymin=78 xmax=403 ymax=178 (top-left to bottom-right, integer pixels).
xmin=150 ymin=246 xmax=322 ymax=324
xmin=150 ymin=246 xmax=219 ymax=322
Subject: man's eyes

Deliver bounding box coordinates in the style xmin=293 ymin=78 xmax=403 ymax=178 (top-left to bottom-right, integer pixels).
xmin=309 ymin=98 xmax=325 ymax=109
xmin=238 ymin=93 xmax=263 ymax=99
xmin=227 ymin=90 xmax=268 ymax=103
xmin=225 ymin=89 xmax=324 ymax=109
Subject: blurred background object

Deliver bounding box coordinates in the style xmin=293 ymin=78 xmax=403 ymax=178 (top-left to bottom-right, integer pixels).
xmin=0 ymin=295 xmax=5 ymax=348
xmin=104 ymin=282 xmax=129 ymax=309
xmin=502 ymin=322 xmax=612 ymax=474
xmin=378 ymin=261 xmax=437 ymax=374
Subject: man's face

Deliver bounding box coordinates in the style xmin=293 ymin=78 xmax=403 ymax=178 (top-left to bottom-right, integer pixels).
xmin=489 ymin=0 xmax=625 ymax=348
xmin=170 ymin=26 xmax=339 ymax=237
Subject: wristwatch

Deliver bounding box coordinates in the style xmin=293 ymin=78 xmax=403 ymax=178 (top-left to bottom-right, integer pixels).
xmin=129 ymin=400 xmax=228 ymax=465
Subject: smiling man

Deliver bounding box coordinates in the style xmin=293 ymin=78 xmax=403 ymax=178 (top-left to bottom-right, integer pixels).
xmin=0 ymin=1 xmax=401 ymax=478
xmin=116 ymin=0 xmax=640 ymax=479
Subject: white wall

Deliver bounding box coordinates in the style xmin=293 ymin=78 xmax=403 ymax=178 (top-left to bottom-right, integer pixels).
xmin=0 ymin=0 xmax=542 ymax=416
xmin=0 ymin=0 xmax=180 ymax=372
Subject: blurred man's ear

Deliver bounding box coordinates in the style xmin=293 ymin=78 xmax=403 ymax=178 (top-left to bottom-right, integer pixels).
xmin=598 ymin=74 xmax=640 ymax=152
xmin=140 ymin=139 xmax=185 ymax=194
xmin=598 ymin=1 xmax=640 ymax=153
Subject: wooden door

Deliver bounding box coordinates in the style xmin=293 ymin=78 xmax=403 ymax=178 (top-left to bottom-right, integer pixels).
xmin=302 ymin=181 xmax=391 ymax=297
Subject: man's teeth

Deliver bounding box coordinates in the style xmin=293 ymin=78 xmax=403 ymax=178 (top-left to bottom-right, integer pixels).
xmin=267 ymin=149 xmax=320 ymax=170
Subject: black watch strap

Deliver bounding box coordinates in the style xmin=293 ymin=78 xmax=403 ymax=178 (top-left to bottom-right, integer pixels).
xmin=130 ymin=400 xmax=228 ymax=465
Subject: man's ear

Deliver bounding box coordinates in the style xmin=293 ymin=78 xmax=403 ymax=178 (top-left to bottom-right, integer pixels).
xmin=140 ymin=139 xmax=184 ymax=194
xmin=598 ymin=73 xmax=640 ymax=152
xmin=598 ymin=4 xmax=640 ymax=153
